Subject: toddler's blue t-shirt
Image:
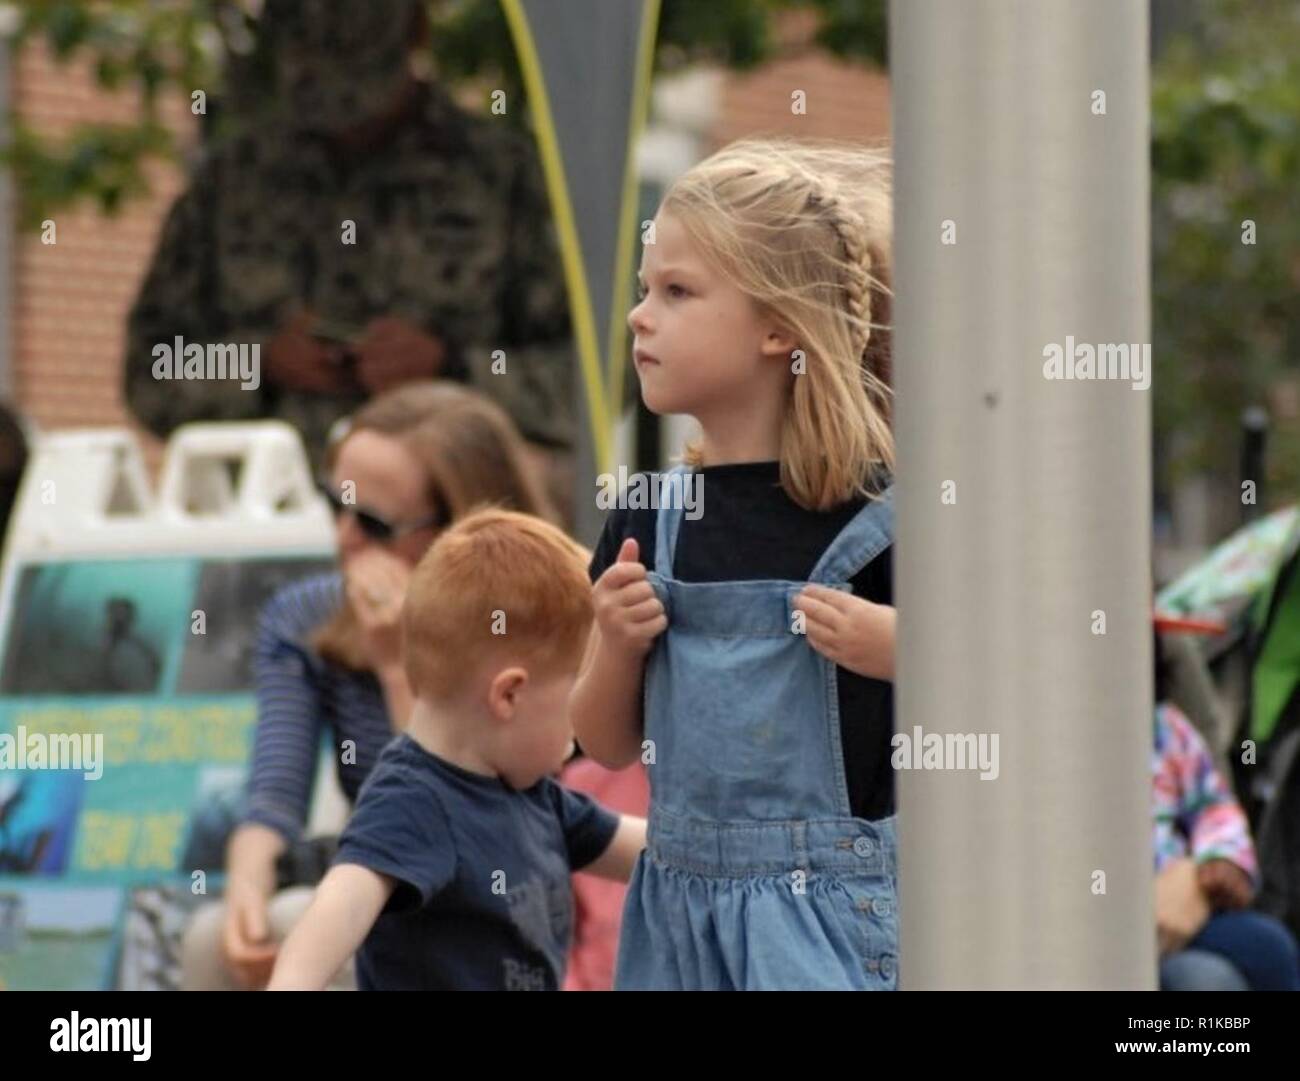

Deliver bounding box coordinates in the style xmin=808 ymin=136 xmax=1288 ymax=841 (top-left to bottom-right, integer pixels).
xmin=333 ymin=734 xmax=620 ymax=990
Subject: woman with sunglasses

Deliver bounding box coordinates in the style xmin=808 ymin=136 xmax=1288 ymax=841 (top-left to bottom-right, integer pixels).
xmin=181 ymin=380 xmax=554 ymax=990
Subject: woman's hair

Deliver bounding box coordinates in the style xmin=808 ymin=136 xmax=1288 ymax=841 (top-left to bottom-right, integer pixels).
xmin=312 ymin=380 xmax=555 ymax=670
xmin=661 ymin=136 xmax=894 ymax=509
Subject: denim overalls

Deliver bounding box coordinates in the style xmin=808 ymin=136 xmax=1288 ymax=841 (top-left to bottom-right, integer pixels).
xmin=614 ymin=466 xmax=899 ymax=990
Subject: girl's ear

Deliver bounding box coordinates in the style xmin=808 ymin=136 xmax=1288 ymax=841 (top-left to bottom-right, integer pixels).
xmin=759 ymin=323 xmax=799 ymax=359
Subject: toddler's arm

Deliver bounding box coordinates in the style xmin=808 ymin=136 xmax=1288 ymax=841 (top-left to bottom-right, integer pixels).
xmin=580 ymin=815 xmax=648 ymax=882
xmin=266 ymin=863 xmax=395 ymax=990
xmin=571 ymin=539 xmax=665 ymax=768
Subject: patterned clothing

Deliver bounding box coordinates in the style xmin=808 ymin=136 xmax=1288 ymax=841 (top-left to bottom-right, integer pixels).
xmin=243 ymin=573 xmax=393 ymax=842
xmin=125 ymin=77 xmax=573 ymax=463
xmin=1152 ymin=702 xmax=1258 ymax=884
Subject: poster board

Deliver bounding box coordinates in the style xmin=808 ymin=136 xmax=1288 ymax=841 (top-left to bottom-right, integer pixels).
xmin=0 ymin=423 xmax=336 ymax=989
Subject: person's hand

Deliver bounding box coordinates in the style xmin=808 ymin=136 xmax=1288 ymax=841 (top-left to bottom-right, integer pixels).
xmin=221 ymin=880 xmax=278 ymax=989
xmin=793 ymin=585 xmax=895 ymax=681
xmin=344 ymin=547 xmax=413 ymax=672
xmin=1198 ymin=858 xmax=1254 ymax=911
xmin=1155 ymin=857 xmax=1212 ymax=957
xmin=593 ymin=539 xmax=666 ymax=659
xmin=264 ymin=308 xmax=357 ymax=395
xmin=354 ymin=316 xmax=445 ymax=394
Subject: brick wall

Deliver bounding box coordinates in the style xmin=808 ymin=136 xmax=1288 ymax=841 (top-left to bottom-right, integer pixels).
xmin=711 ymin=10 xmax=890 ymax=148
xmin=10 ymin=42 xmax=196 ymax=475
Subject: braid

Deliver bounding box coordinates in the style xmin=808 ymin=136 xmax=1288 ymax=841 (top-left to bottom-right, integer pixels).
xmin=807 ymin=182 xmax=874 ymax=360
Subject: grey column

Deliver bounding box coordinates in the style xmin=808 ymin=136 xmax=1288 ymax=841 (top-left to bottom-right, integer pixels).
xmin=891 ymin=0 xmax=1154 ymax=989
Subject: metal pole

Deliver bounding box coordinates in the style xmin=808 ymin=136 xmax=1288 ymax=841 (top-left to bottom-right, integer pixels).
xmin=1239 ymin=405 xmax=1268 ymax=524
xmin=892 ymin=0 xmax=1154 ymax=989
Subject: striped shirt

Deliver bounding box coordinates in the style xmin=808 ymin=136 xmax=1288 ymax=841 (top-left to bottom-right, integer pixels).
xmin=244 ymin=573 xmax=396 ymax=842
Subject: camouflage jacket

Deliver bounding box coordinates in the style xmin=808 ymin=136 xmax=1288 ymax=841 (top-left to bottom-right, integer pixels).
xmin=124 ymin=80 xmax=574 ymax=464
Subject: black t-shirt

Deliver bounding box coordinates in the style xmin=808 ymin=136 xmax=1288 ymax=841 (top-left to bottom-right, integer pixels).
xmin=334 ymin=734 xmax=620 ymax=990
xmin=588 ymin=460 xmax=894 ymax=821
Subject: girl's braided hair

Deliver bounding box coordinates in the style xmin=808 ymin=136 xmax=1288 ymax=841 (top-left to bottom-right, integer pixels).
xmin=662 ymin=137 xmax=893 ymax=510
xmin=807 ymin=176 xmax=892 ymax=394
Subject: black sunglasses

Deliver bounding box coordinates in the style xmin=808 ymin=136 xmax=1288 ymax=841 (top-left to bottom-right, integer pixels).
xmin=316 ymin=481 xmax=445 ymax=543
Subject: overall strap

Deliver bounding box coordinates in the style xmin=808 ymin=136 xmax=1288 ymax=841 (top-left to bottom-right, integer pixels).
xmin=652 ymin=465 xmax=692 ymax=579
xmin=808 ymin=484 xmax=894 ymax=584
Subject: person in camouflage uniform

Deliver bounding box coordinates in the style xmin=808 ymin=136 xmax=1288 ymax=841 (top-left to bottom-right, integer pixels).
xmin=124 ymin=0 xmax=574 ymax=468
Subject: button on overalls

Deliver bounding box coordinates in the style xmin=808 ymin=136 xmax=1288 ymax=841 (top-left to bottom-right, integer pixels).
xmin=614 ymin=466 xmax=899 ymax=990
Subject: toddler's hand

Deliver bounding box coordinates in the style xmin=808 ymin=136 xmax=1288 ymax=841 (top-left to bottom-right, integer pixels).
xmin=793 ymin=585 xmax=895 ymax=681
xmin=593 ymin=538 xmax=667 ymax=658
xmin=1197 ymin=858 xmax=1254 ymax=910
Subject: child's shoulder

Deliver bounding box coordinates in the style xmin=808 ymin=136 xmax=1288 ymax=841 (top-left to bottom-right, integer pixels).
xmin=536 ymin=773 xmax=623 ymax=865
xmin=342 ymin=741 xmax=469 ymax=865
xmin=535 ymin=771 xmax=609 ymax=822
xmin=357 ymin=736 xmax=455 ymax=807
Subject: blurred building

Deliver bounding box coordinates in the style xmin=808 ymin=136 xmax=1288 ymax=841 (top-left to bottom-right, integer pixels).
xmin=1 ymin=41 xmax=197 ymax=476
